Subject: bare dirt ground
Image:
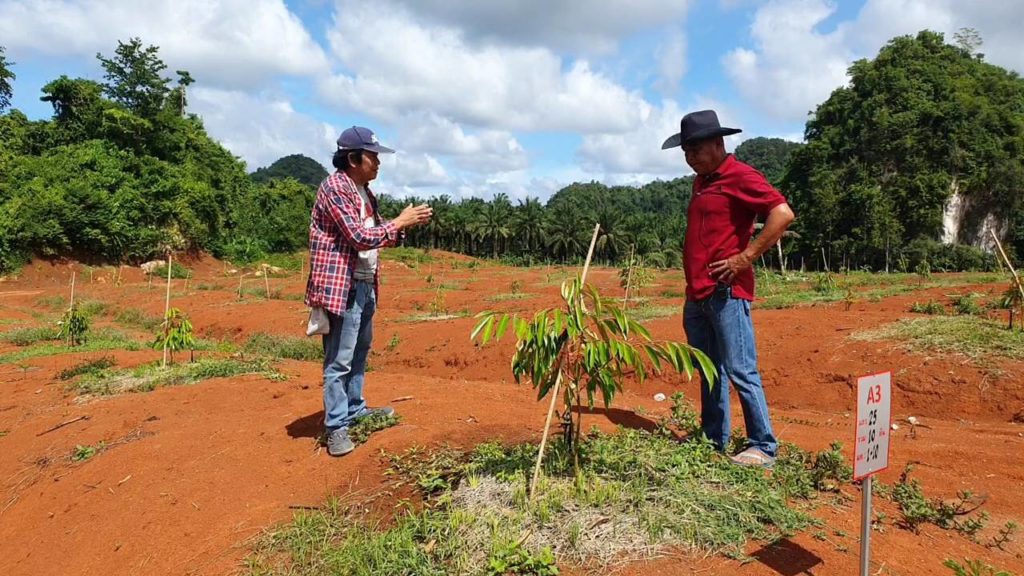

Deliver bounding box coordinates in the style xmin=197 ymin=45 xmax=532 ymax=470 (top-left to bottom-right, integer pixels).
xmin=1 ymin=254 xmax=1022 ymax=576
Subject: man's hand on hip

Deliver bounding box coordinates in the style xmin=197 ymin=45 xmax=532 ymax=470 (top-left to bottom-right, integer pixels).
xmin=708 ymin=251 xmax=753 ymax=283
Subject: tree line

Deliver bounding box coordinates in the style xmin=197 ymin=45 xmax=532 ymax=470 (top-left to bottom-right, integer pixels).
xmin=2 ymin=30 xmax=1022 ymax=274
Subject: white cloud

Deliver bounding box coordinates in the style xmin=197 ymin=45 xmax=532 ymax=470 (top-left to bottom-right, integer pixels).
xmin=394 ymin=0 xmax=692 ymax=54
xmin=190 ymin=87 xmax=337 ymax=171
xmin=383 ymin=153 xmax=450 ymax=188
xmin=724 ymin=0 xmax=1024 ymax=122
xmin=844 ymin=0 xmax=1024 ymax=74
xmin=722 ymin=0 xmax=852 ymax=122
xmin=577 ymin=97 xmax=745 ymax=178
xmin=319 ymin=0 xmax=649 ymax=133
xmin=655 ymin=30 xmax=688 ymax=95
xmin=0 ymin=0 xmax=328 ymax=88
xmin=397 ymin=112 xmax=528 ymax=173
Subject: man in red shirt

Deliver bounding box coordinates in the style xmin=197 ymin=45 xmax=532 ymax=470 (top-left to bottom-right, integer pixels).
xmin=305 ymin=126 xmax=432 ymax=456
xmin=662 ymin=110 xmax=795 ymax=467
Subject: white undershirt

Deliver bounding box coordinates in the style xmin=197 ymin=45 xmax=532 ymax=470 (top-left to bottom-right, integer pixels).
xmin=353 ymin=185 xmax=378 ymax=281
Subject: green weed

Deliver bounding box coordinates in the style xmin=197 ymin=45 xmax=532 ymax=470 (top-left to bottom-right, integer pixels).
xmin=114 ymin=308 xmax=163 ymax=330
xmin=910 ymin=300 xmax=946 ymax=315
xmin=58 ymin=355 xmax=116 ymax=380
xmin=72 ymin=442 xmax=105 ymax=462
xmin=244 ymin=333 xmax=322 ymax=361
xmin=151 ymin=261 xmax=191 ymax=279
xmin=348 ymin=412 xmax=401 ymax=445
xmin=943 ymin=558 xmax=1013 ymax=576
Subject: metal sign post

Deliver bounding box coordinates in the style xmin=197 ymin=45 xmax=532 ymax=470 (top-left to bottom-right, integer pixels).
xmin=854 ymin=371 xmax=892 ymax=576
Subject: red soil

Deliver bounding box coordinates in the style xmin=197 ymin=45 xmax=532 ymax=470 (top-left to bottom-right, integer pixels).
xmin=0 ymin=254 xmax=1022 ymax=575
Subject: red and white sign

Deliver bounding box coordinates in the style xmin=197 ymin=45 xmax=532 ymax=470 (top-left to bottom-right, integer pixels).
xmin=854 ymin=371 xmax=892 ymax=480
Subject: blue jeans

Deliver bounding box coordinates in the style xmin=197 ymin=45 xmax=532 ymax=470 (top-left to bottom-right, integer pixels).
xmin=683 ymin=285 xmax=777 ymax=457
xmin=322 ymin=281 xmax=375 ymax=431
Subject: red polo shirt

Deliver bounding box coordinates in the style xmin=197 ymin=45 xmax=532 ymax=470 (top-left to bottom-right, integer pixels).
xmin=684 ymin=154 xmax=787 ymax=301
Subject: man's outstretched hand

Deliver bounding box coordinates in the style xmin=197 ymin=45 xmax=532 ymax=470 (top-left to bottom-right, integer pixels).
xmin=394 ymin=204 xmax=433 ymax=229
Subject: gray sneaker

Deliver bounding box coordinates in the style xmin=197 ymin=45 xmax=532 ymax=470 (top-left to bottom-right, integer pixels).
xmin=326 ymin=428 xmax=355 ymax=457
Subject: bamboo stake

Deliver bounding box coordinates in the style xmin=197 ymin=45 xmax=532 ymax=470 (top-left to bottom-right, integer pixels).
xmin=821 ymin=246 xmax=830 ymax=272
xmin=162 ymin=252 xmax=172 ymax=368
xmin=237 ymin=273 xmax=245 ymax=300
xmin=69 ymin=271 xmax=76 ymax=309
xmin=990 ymin=231 xmax=1024 ymax=329
xmin=263 ymin=265 xmax=271 ymax=298
xmin=529 ymin=222 xmax=600 ymax=500
xmin=622 ymin=245 xmax=635 ymax=306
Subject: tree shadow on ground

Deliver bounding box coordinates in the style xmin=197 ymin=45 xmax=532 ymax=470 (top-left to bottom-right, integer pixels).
xmin=750 ymin=538 xmax=823 ymax=576
xmin=576 ymin=406 xmax=688 ymax=442
xmin=286 ymin=411 xmax=323 ymax=439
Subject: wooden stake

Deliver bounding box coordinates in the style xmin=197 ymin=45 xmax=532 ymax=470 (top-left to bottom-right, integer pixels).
xmin=622 ymin=245 xmax=635 ymax=306
xmin=821 ymin=246 xmax=830 ymax=272
xmin=529 ymin=222 xmax=600 ymax=500
xmin=69 ymin=271 xmax=76 ymax=309
xmin=990 ymin=231 xmax=1024 ymax=329
xmin=162 ymin=252 xmax=172 ymax=368
xmin=264 ymin=265 xmax=271 ymax=298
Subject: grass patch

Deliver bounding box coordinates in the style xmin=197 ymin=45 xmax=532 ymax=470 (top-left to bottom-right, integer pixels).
xmin=910 ymin=300 xmax=946 ymax=315
xmin=485 ymin=292 xmax=533 ymax=303
xmin=58 ymin=355 xmax=116 ymax=380
xmin=348 ymin=412 xmax=401 ymax=444
xmin=758 ymin=273 xmax=1006 ymax=310
xmin=0 ymin=329 xmax=141 ymax=365
xmin=626 ymin=304 xmax=679 ymax=321
xmin=244 ymin=332 xmax=322 ymax=361
xmin=151 ymin=261 xmax=191 ymax=279
xmin=0 ymin=325 xmax=58 ymax=346
xmin=401 ymin=311 xmax=471 ymax=323
xmin=35 ymin=295 xmax=66 ymax=310
xmin=239 ymin=285 xmax=281 ymax=299
xmin=381 ymin=247 xmax=434 ymax=268
xmin=75 ymin=357 xmax=285 ymax=395
xmin=77 ymin=300 xmax=109 ymax=318
xmin=261 ymin=252 xmax=306 ymax=272
xmin=851 ymin=316 xmax=1024 ymax=361
xmin=248 ymin=429 xmax=835 ymax=575
xmin=114 ymin=308 xmax=163 ymax=330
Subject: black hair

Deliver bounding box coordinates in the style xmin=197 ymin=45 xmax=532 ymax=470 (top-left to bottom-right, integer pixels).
xmin=332 ymin=148 xmax=364 ymax=170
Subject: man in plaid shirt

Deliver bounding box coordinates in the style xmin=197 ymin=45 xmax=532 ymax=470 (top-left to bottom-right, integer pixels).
xmin=305 ymin=126 xmax=432 ymax=456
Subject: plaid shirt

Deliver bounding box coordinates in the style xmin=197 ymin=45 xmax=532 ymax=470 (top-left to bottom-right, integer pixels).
xmin=304 ymin=171 xmax=399 ymax=315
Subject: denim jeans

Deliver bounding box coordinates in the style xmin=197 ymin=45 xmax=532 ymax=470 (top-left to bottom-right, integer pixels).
xmin=683 ymin=284 xmax=778 ymax=457
xmin=322 ymin=280 xmax=375 ymax=431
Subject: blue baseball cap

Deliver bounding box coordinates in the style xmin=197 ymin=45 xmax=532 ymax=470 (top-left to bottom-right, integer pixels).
xmin=336 ymin=126 xmax=395 ymax=154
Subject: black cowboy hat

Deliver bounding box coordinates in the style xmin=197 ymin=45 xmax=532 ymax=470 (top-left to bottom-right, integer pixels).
xmin=661 ymin=109 xmax=742 ymax=149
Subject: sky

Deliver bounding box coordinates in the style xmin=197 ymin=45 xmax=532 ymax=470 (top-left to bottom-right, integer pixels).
xmin=2 ymin=0 xmax=1023 ymax=201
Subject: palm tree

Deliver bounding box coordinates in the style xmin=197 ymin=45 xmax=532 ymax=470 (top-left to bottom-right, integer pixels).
xmin=514 ymin=196 xmax=545 ymax=256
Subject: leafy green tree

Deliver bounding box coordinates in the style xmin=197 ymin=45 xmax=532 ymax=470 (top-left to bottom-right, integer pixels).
xmin=97 ymin=38 xmax=171 ymax=118
xmin=250 ymin=154 xmax=328 ymax=188
xmin=0 ymin=46 xmax=14 ymax=113
xmin=783 ymin=30 xmax=1024 ymax=268
xmin=734 ymin=137 xmax=803 ymax=185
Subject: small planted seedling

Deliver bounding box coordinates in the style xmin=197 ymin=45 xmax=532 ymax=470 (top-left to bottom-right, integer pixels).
xmin=58 ymin=305 xmax=89 ymax=346
xmin=472 ymin=278 xmax=714 ymax=467
xmin=151 ymin=308 xmax=195 ymax=366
